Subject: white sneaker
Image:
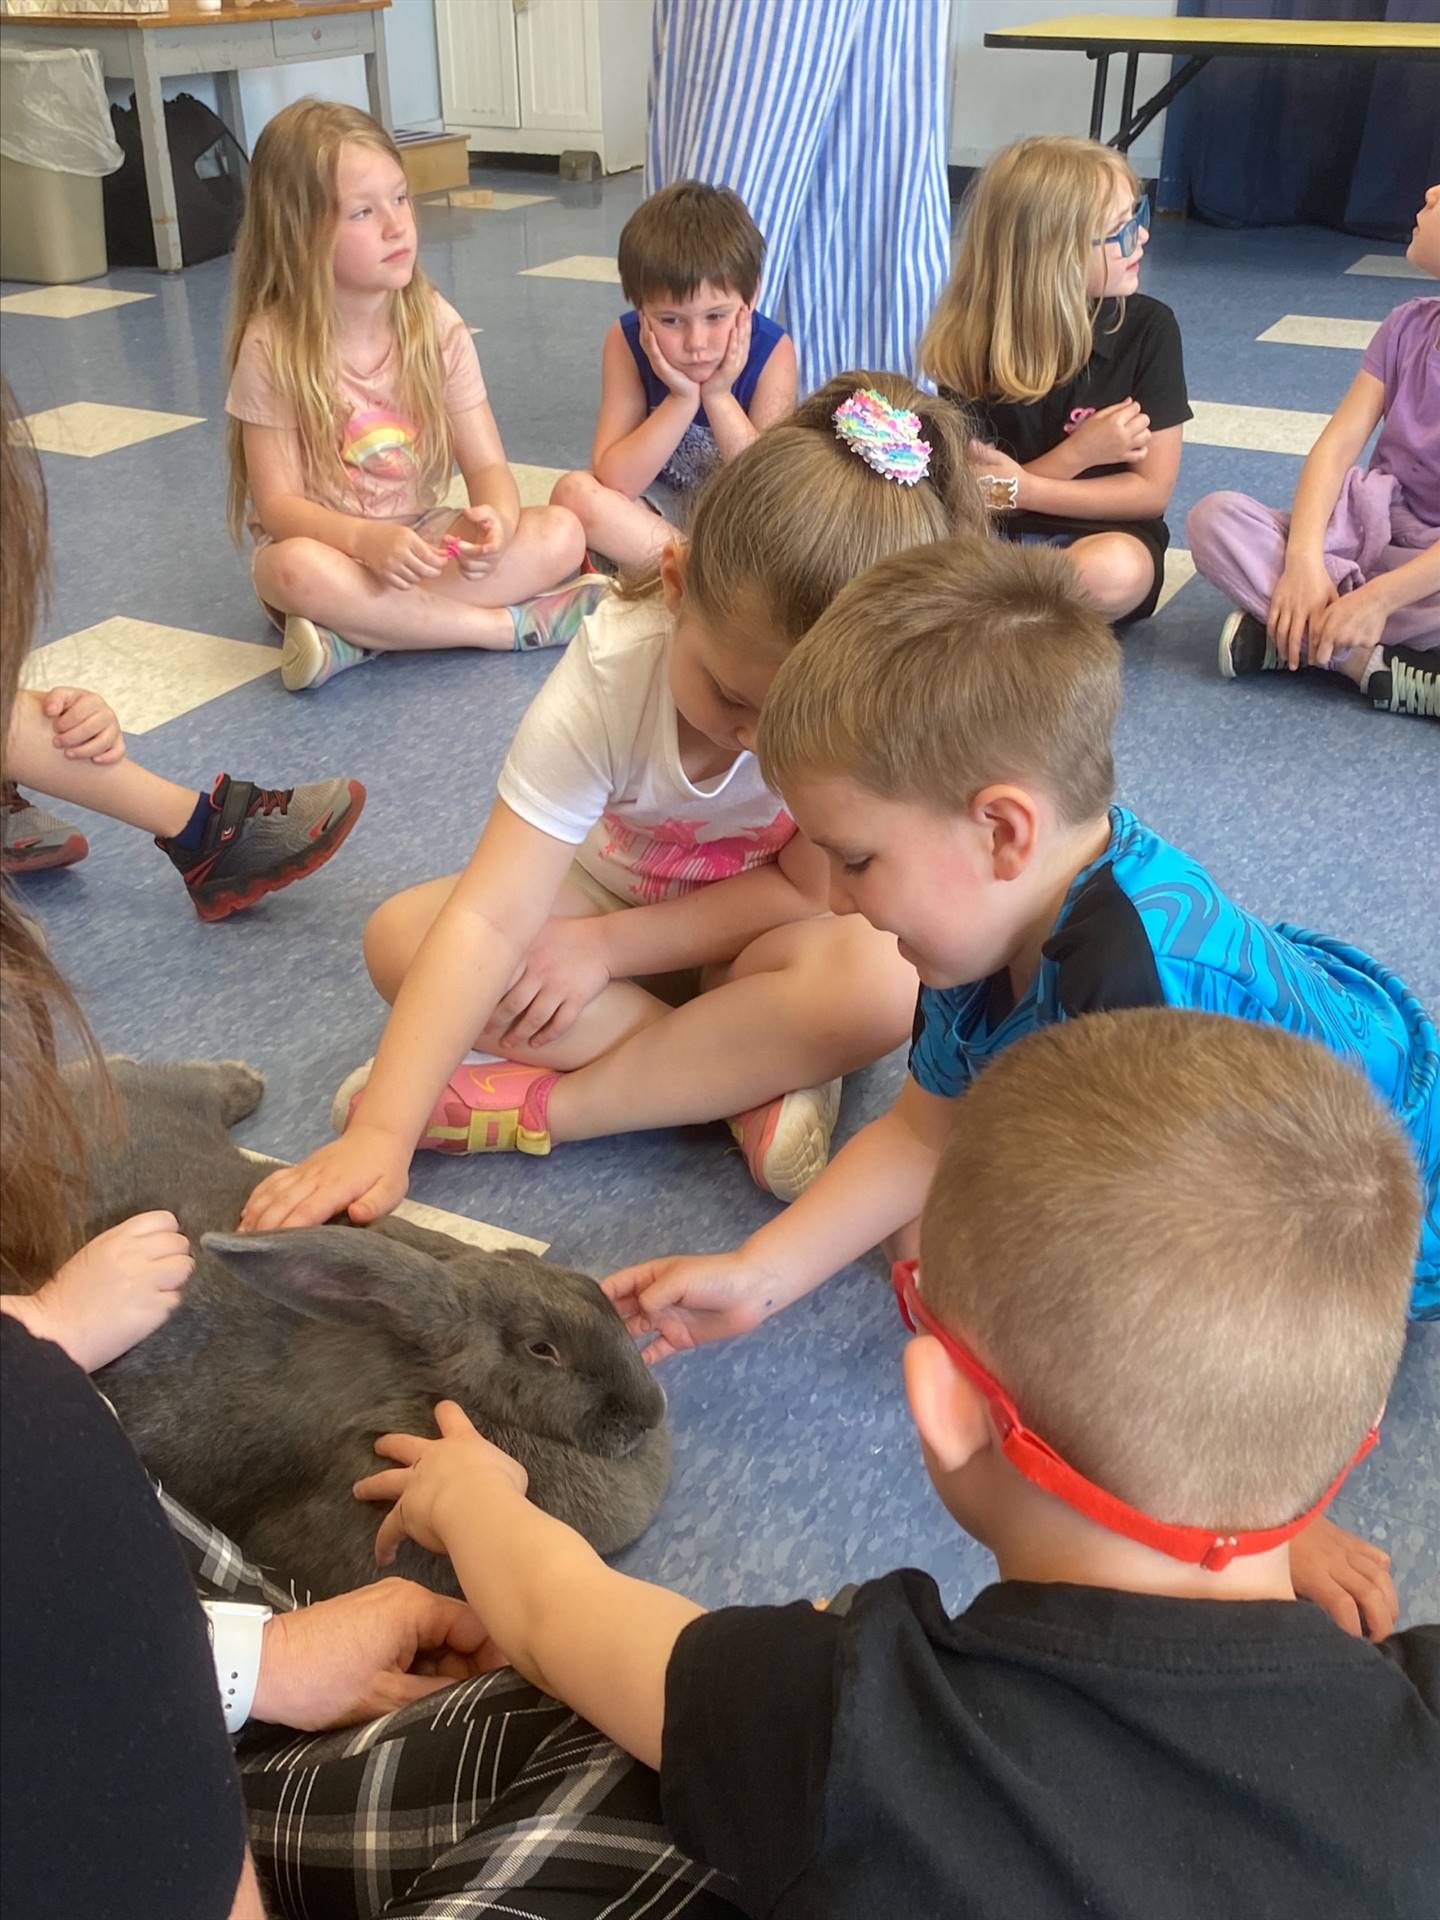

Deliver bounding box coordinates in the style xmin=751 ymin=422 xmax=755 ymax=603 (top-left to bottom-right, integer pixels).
xmin=727 ymin=1079 xmax=843 ymax=1202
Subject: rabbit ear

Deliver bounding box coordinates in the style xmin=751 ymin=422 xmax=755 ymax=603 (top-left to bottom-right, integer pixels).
xmin=202 ymin=1226 xmax=466 ymax=1345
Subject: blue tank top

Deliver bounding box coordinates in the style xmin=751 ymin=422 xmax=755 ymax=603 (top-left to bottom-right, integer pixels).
xmin=620 ymin=306 xmax=787 ymax=491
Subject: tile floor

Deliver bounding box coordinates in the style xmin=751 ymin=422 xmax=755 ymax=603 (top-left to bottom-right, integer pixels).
xmin=2 ymin=168 xmax=1436 ymax=1625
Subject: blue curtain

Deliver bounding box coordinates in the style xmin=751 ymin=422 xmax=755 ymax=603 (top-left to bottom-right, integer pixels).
xmin=1157 ymin=0 xmax=1440 ymax=238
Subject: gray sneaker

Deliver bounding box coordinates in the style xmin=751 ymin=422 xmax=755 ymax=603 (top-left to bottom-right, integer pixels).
xmin=156 ymin=773 xmax=366 ymax=921
xmin=1 ymin=781 xmax=89 ymax=874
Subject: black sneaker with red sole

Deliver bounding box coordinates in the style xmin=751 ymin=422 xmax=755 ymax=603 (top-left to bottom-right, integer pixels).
xmin=157 ymin=774 xmax=365 ymax=922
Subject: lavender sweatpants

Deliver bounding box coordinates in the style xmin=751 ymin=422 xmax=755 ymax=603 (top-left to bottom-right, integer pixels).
xmin=1188 ymin=466 xmax=1439 ymax=653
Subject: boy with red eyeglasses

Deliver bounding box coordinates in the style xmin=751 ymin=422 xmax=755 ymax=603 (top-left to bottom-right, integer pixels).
xmin=357 ymin=1008 xmax=1436 ymax=1920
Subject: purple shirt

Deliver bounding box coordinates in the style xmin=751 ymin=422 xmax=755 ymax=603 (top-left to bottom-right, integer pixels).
xmin=1361 ymin=296 xmax=1439 ymax=541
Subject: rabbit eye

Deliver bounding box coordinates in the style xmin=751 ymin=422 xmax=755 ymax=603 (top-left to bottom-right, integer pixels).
xmin=527 ymin=1339 xmax=561 ymax=1365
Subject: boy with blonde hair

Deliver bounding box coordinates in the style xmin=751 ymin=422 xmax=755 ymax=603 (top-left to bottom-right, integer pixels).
xmin=604 ymin=535 xmax=1440 ymax=1629
xmin=358 ymin=1011 xmax=1438 ymax=1919
xmin=551 ymin=180 xmax=797 ymax=570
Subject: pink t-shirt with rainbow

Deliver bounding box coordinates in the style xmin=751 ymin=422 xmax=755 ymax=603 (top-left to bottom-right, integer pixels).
xmin=225 ymin=289 xmax=486 ymax=526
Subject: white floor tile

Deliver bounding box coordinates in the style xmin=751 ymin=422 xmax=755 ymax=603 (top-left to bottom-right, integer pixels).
xmin=21 ymin=399 xmax=203 ymax=458
xmin=1256 ymin=315 xmax=1380 ymax=350
xmin=23 ymin=617 xmax=278 ymax=734
xmin=450 ymin=189 xmax=555 ymax=211
xmin=0 ymin=285 xmax=154 ymax=319
xmin=1155 ymin=547 xmax=1197 ymax=614
xmin=237 ymin=1150 xmax=548 ymax=1254
xmin=444 ymin=463 xmax=566 ymax=511
xmin=520 ymin=253 xmax=621 ymax=284
xmin=1186 ymin=399 xmax=1329 ymax=457
xmin=1344 ymin=253 xmax=1425 ymax=279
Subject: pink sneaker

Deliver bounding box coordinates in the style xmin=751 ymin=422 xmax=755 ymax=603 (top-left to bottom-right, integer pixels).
xmin=727 ymin=1079 xmax=842 ymax=1202
xmin=331 ymin=1057 xmax=560 ymax=1156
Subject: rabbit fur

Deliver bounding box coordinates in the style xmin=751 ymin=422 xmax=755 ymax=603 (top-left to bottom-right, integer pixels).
xmin=86 ymin=1059 xmax=670 ymax=1600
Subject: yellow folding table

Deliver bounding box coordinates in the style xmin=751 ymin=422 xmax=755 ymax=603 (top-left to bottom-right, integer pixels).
xmin=983 ymin=15 xmax=1440 ymax=152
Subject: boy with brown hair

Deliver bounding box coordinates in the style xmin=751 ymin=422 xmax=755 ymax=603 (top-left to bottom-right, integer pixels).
xmin=550 ymin=179 xmax=797 ymax=570
xmin=358 ymin=1010 xmax=1438 ymax=1919
xmin=603 ymin=534 xmax=1440 ymax=1630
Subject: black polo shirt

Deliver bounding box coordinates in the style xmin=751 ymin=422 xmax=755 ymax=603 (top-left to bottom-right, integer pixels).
xmin=942 ymin=294 xmax=1191 ymax=612
xmin=661 ymin=1569 xmax=1440 ymax=1920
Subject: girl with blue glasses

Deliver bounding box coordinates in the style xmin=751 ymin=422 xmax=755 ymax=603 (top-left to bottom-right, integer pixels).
xmin=922 ymin=137 xmax=1189 ymax=627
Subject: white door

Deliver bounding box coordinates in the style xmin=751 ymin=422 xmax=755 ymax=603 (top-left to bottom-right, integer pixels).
xmin=515 ymin=0 xmax=602 ymax=132
xmin=437 ymin=0 xmax=521 ymax=129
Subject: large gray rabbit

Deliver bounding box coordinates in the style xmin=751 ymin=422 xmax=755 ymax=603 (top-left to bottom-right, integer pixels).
xmin=86 ymin=1059 xmax=669 ymax=1600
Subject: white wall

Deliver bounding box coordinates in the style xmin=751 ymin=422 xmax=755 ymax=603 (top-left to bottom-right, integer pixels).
xmin=948 ymin=0 xmax=1176 ymax=178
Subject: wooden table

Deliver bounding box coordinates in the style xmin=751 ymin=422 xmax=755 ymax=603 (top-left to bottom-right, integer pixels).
xmin=983 ymin=14 xmax=1440 ymax=153
xmin=0 ymin=1 xmax=392 ymax=270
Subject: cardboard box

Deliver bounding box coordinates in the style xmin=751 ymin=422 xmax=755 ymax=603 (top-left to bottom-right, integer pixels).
xmin=396 ymin=131 xmax=470 ymax=198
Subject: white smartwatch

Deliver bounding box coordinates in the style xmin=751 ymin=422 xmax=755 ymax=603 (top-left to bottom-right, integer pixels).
xmin=201 ymin=1599 xmax=272 ymax=1734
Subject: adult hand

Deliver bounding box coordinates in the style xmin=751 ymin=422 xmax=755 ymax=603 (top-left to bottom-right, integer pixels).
xmin=43 ymin=686 xmax=126 ymax=765
xmin=355 ymin=1400 xmax=529 ymax=1566
xmin=34 ymin=1212 xmax=194 ymax=1372
xmin=446 ymin=504 xmax=512 ymax=580
xmin=239 ymin=1126 xmax=410 ymax=1233
xmin=600 ymin=1249 xmax=783 ymax=1364
xmin=482 ymin=917 xmax=612 ymax=1050
xmin=1065 ymin=398 xmax=1151 ymax=469
xmin=356 ymin=520 xmax=447 ymax=591
xmin=701 ymin=306 xmax=751 ymax=403
xmin=1308 ymin=581 xmax=1389 ymax=670
xmin=1289 ymin=1513 xmax=1398 ymax=1641
xmin=1267 ymin=556 xmax=1337 ymax=669
xmin=638 ymin=315 xmax=701 ymax=405
xmin=252 ymin=1577 xmax=504 ymax=1732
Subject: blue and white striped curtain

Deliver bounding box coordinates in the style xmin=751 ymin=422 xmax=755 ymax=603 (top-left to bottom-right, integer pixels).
xmin=647 ymin=0 xmax=954 ymax=393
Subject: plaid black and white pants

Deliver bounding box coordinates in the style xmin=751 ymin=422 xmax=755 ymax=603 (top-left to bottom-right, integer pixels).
xmin=160 ymin=1487 xmax=742 ymax=1920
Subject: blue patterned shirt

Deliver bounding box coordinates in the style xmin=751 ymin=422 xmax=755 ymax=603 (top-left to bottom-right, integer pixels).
xmin=909 ymin=809 xmax=1439 ymax=1316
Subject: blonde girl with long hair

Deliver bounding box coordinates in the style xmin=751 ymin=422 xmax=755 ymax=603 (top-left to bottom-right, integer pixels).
xmin=241 ymin=377 xmax=986 ymax=1234
xmin=922 ymin=135 xmax=1191 ymax=625
xmin=226 ymin=99 xmax=591 ymax=692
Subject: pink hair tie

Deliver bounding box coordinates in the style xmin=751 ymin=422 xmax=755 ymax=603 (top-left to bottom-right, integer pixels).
xmin=833 ymin=389 xmax=931 ymax=485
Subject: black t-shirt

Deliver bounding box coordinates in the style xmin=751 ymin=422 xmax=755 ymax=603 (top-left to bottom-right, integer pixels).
xmin=0 ymin=1317 xmax=247 ymax=1920
xmin=942 ymin=293 xmax=1191 ymax=556
xmin=662 ymin=1569 xmax=1440 ymax=1920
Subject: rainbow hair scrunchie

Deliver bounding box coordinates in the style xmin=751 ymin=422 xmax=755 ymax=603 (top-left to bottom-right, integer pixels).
xmin=832 ymin=389 xmax=931 ymax=485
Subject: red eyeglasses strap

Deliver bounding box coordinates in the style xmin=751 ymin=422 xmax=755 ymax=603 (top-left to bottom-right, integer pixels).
xmin=890 ymin=1260 xmax=1379 ymax=1573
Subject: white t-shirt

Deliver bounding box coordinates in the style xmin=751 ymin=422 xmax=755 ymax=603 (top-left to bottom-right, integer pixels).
xmin=497 ymin=591 xmax=795 ymax=904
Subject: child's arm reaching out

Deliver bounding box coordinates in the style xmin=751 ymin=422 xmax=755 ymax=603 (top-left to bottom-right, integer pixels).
xmin=603 ymin=1072 xmax=955 ymax=1363
xmin=239 ymin=801 xmax=579 ymax=1233
xmin=355 ymin=1402 xmax=702 ymax=1770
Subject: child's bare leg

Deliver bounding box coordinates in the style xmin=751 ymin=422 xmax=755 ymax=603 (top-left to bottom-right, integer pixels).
xmin=550 ymin=471 xmax=673 ymax=572
xmin=536 ymin=915 xmax=915 ymax=1140
xmin=1064 ymin=531 xmax=1157 ymax=621
xmin=255 ymin=505 xmax=584 ymax=655
xmin=6 ymin=696 xmax=195 ymax=837
xmin=363 ymin=875 xmax=674 ymax=1068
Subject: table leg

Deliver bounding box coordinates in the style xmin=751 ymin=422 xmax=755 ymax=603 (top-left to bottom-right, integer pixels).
xmin=365 ymin=17 xmax=394 ymax=131
xmin=216 ymin=67 xmax=247 ymax=156
xmin=1118 ymin=51 xmax=1138 ymax=136
xmin=130 ymin=28 xmax=182 ymax=272
xmin=1088 ymin=52 xmax=1110 ymax=141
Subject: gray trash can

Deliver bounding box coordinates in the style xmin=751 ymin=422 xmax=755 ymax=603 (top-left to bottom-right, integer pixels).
xmin=0 ymin=46 xmax=124 ymax=283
